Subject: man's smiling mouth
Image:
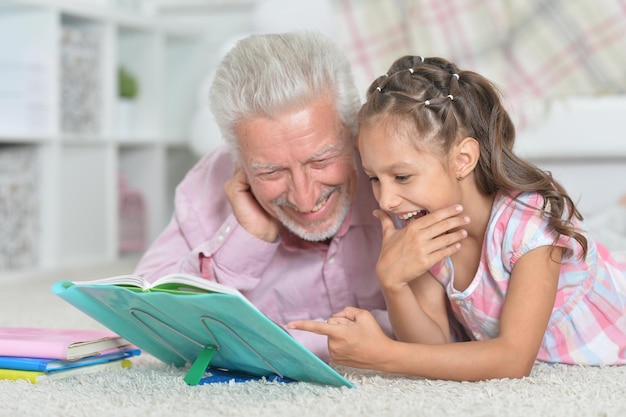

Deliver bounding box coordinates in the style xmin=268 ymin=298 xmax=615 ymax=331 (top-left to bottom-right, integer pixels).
xmin=290 ymin=188 xmax=335 ymax=214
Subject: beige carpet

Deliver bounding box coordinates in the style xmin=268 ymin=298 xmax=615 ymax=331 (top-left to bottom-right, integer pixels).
xmin=1 ymin=259 xmax=625 ymax=417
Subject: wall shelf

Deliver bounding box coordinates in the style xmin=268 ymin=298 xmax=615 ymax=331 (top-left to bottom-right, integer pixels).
xmin=0 ymin=1 xmax=209 ymax=275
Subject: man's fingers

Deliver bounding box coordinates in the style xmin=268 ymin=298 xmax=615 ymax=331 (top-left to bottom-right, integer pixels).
xmin=224 ymin=166 xmax=249 ymax=197
xmin=231 ymin=166 xmax=251 ymax=190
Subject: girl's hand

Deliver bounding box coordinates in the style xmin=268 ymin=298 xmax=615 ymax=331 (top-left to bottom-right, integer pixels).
xmin=374 ymin=205 xmax=469 ymax=292
xmin=223 ymin=165 xmax=281 ymax=243
xmin=288 ymin=307 xmax=393 ymax=368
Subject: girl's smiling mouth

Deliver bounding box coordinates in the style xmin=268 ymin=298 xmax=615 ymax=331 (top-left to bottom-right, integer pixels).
xmin=390 ymin=209 xmax=428 ymax=229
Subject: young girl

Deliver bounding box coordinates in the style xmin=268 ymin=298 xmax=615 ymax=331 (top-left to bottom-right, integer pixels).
xmin=289 ymin=55 xmax=626 ymax=381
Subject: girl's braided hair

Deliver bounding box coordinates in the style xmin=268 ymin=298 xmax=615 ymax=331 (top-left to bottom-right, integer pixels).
xmin=359 ymin=55 xmax=587 ymax=257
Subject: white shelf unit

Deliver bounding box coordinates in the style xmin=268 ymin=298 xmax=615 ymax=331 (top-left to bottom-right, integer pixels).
xmin=0 ymin=2 xmax=206 ymax=276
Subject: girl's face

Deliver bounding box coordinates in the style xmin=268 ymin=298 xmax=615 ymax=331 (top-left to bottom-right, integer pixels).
xmin=357 ymin=120 xmax=460 ymax=226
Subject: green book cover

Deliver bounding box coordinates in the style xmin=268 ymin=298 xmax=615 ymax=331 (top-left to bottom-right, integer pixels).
xmin=51 ymin=273 xmax=353 ymax=388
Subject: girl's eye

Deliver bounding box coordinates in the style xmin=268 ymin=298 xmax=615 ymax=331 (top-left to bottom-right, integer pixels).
xmin=395 ymin=175 xmax=411 ymax=183
xmin=368 ymin=176 xmax=380 ymax=183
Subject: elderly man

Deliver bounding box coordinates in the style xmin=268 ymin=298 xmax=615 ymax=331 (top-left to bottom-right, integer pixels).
xmin=134 ymin=31 xmax=390 ymax=360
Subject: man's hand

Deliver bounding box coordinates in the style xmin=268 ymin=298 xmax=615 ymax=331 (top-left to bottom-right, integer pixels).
xmin=224 ymin=166 xmax=281 ymax=242
xmin=289 ymin=307 xmax=394 ymax=369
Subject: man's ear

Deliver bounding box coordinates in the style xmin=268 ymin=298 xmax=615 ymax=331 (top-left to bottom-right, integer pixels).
xmin=453 ymin=137 xmax=480 ymax=180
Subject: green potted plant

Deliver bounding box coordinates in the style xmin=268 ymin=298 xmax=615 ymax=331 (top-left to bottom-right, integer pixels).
xmin=118 ymin=66 xmax=139 ymax=99
xmin=117 ymin=66 xmax=139 ymax=137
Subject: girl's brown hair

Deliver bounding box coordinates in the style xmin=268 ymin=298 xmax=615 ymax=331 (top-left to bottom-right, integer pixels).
xmin=359 ymin=55 xmax=587 ymax=257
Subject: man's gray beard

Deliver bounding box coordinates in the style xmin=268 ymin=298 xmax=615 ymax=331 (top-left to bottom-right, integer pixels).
xmin=275 ymin=191 xmax=351 ymax=242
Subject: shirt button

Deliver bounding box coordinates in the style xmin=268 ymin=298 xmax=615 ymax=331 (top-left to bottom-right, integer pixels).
xmin=327 ymin=256 xmax=335 ymax=264
xmin=217 ymin=235 xmax=224 ymax=243
xmin=474 ymin=333 xmax=482 ymax=340
xmin=224 ymin=226 xmax=231 ymax=234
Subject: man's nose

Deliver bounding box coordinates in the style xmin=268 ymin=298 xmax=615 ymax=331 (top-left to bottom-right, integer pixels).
xmin=288 ymin=169 xmax=318 ymax=212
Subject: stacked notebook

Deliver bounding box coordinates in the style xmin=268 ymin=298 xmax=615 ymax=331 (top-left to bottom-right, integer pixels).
xmin=0 ymin=327 xmax=140 ymax=383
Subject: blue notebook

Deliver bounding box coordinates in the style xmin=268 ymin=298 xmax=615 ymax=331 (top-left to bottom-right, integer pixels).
xmin=52 ymin=273 xmax=353 ymax=388
xmin=0 ymin=348 xmax=140 ymax=372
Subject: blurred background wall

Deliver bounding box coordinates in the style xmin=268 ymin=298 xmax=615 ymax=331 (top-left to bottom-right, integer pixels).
xmin=1 ymin=0 xmax=625 ymax=275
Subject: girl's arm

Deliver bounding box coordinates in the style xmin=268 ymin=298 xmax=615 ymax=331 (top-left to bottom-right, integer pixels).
xmin=373 ymin=205 xmax=469 ymax=344
xmin=289 ymin=245 xmax=561 ymax=381
xmin=382 ymin=272 xmax=450 ymax=344
xmin=384 ymin=245 xmax=561 ymax=380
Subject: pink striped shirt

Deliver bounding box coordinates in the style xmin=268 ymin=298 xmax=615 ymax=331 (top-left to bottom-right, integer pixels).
xmin=431 ymin=191 xmax=626 ymax=365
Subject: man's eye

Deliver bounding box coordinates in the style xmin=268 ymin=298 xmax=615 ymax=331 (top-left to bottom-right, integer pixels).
xmin=368 ymin=176 xmax=380 ymax=183
xmin=310 ymin=158 xmax=333 ymax=169
xmin=257 ymin=170 xmax=280 ymax=179
xmin=395 ymin=175 xmax=411 ymax=182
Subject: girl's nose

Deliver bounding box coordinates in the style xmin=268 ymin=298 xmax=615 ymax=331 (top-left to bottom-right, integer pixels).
xmin=377 ymin=183 xmax=400 ymax=211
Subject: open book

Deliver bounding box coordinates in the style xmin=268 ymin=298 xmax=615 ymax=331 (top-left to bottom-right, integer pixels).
xmin=52 ymin=273 xmax=353 ymax=388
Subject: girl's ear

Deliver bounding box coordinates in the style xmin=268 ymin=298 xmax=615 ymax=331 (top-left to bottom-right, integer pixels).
xmin=453 ymin=137 xmax=480 ymax=180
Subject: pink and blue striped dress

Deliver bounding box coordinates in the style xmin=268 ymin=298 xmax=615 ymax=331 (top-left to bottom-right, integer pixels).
xmin=430 ymin=191 xmax=626 ymax=365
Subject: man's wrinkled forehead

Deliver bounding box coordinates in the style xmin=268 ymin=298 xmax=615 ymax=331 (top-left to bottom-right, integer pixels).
xmin=248 ymin=142 xmax=348 ymax=171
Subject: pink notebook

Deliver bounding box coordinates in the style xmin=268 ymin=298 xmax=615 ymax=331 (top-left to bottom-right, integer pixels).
xmin=0 ymin=327 xmax=131 ymax=360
